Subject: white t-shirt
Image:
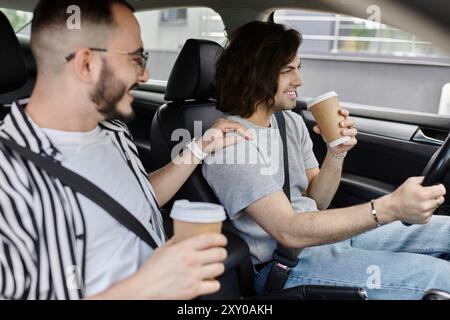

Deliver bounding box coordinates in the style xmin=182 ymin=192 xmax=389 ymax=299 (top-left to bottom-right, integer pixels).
xmin=42 ymin=126 xmax=159 ymax=296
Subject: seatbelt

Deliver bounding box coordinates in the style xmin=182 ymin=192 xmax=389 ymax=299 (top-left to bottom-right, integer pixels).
xmin=263 ymin=111 xmax=301 ymax=292
xmin=0 ymin=136 xmax=159 ymax=250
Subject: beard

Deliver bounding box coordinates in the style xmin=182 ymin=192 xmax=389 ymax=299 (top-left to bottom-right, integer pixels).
xmin=90 ymin=59 xmax=137 ymax=122
xmin=270 ymin=100 xmax=296 ymax=113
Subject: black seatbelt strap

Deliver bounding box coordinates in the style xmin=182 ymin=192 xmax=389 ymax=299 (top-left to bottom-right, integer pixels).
xmin=264 ymin=111 xmax=300 ymax=292
xmin=276 ymin=111 xmax=291 ymax=201
xmin=0 ymin=137 xmax=159 ymax=250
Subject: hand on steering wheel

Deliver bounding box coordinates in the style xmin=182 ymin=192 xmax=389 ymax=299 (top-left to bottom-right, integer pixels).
xmin=402 ymin=132 xmax=450 ymax=226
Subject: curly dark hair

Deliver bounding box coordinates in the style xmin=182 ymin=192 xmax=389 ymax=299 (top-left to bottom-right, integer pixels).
xmin=215 ymin=21 xmax=302 ymax=118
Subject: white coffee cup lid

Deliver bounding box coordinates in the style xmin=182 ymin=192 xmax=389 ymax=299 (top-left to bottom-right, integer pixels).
xmin=307 ymin=91 xmax=338 ymax=110
xmin=328 ymin=136 xmax=351 ymax=148
xmin=170 ymin=200 xmax=226 ymax=223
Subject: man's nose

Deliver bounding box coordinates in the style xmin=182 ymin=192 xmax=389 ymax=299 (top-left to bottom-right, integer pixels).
xmin=139 ymin=67 xmax=150 ymax=83
xmin=293 ymin=70 xmax=304 ymax=87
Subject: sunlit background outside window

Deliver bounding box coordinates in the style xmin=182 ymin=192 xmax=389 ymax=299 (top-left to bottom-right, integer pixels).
xmin=1 ymin=7 xmax=448 ymax=115
xmin=274 ymin=10 xmax=449 ymax=61
xmin=0 ymin=8 xmax=32 ymax=32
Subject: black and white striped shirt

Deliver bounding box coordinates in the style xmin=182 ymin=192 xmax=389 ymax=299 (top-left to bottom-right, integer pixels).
xmin=0 ymin=101 xmax=165 ymax=300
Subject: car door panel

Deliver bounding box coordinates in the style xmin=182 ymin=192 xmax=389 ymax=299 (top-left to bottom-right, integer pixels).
xmin=302 ymin=111 xmax=420 ymax=141
xmin=294 ymin=99 xmax=450 ymax=210
xmin=333 ymin=173 xmax=395 ymax=208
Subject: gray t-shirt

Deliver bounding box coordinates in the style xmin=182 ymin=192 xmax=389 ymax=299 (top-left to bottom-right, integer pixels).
xmin=202 ymin=111 xmax=319 ymax=264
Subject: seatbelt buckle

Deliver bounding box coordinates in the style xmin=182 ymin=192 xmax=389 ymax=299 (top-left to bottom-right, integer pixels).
xmin=264 ymin=251 xmax=299 ymax=292
xmin=272 ymin=250 xmax=299 ymax=269
xmin=264 ymin=262 xmax=292 ymax=292
xmin=274 ymin=262 xmax=290 ymax=271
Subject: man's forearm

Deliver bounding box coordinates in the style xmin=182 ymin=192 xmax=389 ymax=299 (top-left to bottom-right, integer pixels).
xmin=307 ymin=151 xmax=344 ymax=209
xmin=85 ymin=273 xmax=149 ymax=300
xmin=282 ymin=195 xmax=396 ymax=248
xmin=148 ymin=140 xmax=206 ymax=207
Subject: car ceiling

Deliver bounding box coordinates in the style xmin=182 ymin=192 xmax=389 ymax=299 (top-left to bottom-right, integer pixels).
xmin=1 ymin=0 xmax=449 ymax=53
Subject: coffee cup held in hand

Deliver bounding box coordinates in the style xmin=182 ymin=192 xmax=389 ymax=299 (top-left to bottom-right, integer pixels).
xmin=307 ymin=91 xmax=351 ymax=148
xmin=170 ymin=200 xmax=226 ymax=243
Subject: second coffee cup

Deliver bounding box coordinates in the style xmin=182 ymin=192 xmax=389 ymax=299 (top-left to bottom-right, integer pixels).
xmin=170 ymin=200 xmax=226 ymax=243
xmin=307 ymin=91 xmax=351 ymax=148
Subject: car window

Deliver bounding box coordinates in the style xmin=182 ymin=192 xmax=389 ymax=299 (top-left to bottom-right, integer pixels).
xmin=136 ymin=8 xmax=225 ymax=83
xmin=0 ymin=8 xmax=32 ymax=33
xmin=274 ymin=9 xmax=450 ymax=115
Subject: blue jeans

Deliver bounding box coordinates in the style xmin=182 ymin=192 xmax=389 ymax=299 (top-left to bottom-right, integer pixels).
xmin=254 ymin=215 xmax=450 ymax=299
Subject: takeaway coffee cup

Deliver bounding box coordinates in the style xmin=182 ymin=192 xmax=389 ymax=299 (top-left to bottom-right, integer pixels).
xmin=307 ymin=91 xmax=351 ymax=148
xmin=170 ymin=200 xmax=226 ymax=243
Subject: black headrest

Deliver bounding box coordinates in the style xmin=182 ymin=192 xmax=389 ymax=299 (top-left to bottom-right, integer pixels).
xmin=164 ymin=39 xmax=223 ymax=102
xmin=0 ymin=11 xmax=27 ymax=94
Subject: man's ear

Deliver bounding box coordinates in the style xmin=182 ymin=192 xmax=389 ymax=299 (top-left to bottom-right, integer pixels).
xmin=72 ymin=48 xmax=100 ymax=83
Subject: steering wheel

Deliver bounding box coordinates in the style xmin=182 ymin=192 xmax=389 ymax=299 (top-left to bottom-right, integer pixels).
xmin=421 ymin=132 xmax=450 ymax=188
xmin=422 ymin=132 xmax=450 ymax=216
xmin=403 ymin=132 xmax=450 ymax=225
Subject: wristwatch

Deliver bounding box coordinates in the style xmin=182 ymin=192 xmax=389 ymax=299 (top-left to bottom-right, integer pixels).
xmin=186 ymin=137 xmax=208 ymax=161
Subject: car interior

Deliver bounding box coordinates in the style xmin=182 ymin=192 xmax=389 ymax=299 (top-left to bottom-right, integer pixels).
xmin=0 ymin=0 xmax=449 ymax=300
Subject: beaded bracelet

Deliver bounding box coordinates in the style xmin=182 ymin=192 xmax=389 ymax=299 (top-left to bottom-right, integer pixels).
xmin=370 ymin=199 xmax=382 ymax=227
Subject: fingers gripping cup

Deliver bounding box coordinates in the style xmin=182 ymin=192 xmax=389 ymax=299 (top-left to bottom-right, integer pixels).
xmin=307 ymin=91 xmax=351 ymax=148
xmin=170 ymin=200 xmax=226 ymax=243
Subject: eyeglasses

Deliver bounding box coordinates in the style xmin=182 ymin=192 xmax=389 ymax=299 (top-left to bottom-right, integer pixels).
xmin=65 ymin=47 xmax=149 ymax=75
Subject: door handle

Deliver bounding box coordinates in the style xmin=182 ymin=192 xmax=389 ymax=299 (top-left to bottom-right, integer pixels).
xmin=412 ymin=129 xmax=444 ymax=146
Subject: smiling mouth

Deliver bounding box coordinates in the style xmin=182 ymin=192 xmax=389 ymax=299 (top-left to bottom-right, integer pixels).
xmin=129 ymin=83 xmax=139 ymax=91
xmin=286 ymin=91 xmax=297 ymax=98
xmin=127 ymin=83 xmax=139 ymax=98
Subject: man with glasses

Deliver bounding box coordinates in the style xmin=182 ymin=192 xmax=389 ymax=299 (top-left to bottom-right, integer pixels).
xmin=65 ymin=47 xmax=149 ymax=75
xmin=0 ymin=0 xmax=250 ymax=300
